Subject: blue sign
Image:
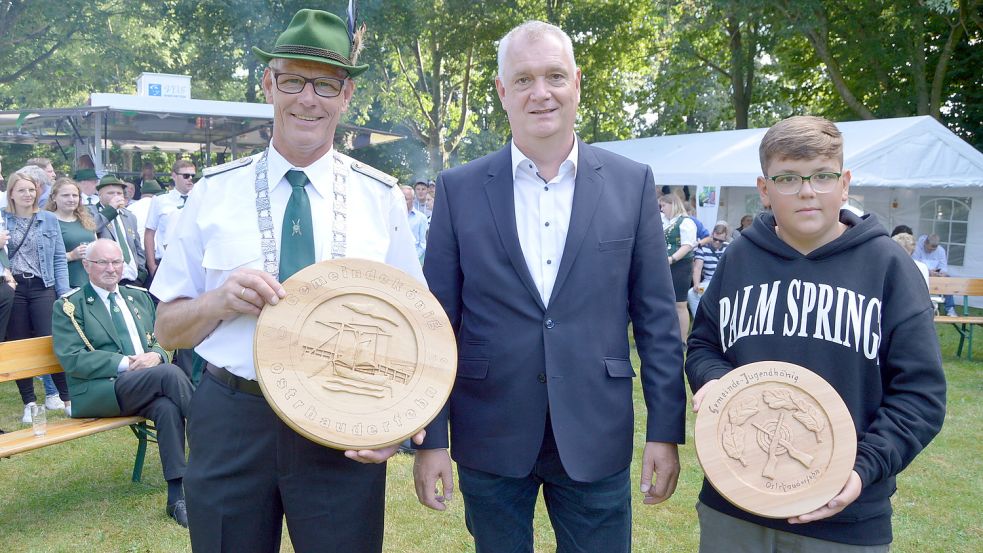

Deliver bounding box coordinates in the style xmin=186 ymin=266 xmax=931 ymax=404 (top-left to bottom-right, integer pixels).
xmin=148 ymin=83 xmax=162 ymax=96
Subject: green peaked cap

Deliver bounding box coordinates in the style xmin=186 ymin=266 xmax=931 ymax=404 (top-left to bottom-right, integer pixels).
xmin=73 ymin=168 xmax=97 ymax=181
xmin=140 ymin=179 xmax=163 ymax=195
xmin=253 ymin=9 xmax=368 ymax=77
xmin=96 ymin=174 xmax=126 ymax=190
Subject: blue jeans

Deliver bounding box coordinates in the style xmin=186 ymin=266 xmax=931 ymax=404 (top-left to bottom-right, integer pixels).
xmin=40 ymin=375 xmax=58 ymax=397
xmin=457 ymin=422 xmax=631 ymax=553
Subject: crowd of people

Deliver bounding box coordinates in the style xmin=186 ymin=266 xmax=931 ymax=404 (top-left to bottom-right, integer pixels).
xmin=0 ymin=8 xmax=950 ymax=553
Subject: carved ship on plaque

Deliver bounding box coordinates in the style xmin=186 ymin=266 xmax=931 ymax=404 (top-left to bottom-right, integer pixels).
xmin=303 ymin=303 xmax=416 ymax=398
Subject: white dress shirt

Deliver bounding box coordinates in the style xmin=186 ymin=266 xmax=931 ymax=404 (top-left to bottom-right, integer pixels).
xmin=145 ymin=190 xmax=189 ymax=259
xmin=511 ymin=140 xmax=578 ymax=306
xmin=150 ymin=143 xmax=425 ymax=380
xmin=128 ymin=196 xmax=154 ymax=239
xmin=90 ymin=284 xmax=146 ymax=372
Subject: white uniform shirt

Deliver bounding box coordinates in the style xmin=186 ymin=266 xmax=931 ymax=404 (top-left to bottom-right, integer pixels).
xmin=90 ymin=284 xmax=146 ymax=371
xmin=511 ymin=139 xmax=578 ymax=306
xmin=145 ymin=190 xmax=189 ymax=259
xmin=150 ymin=144 xmax=425 ymax=380
xmin=128 ymin=196 xmax=154 ymax=239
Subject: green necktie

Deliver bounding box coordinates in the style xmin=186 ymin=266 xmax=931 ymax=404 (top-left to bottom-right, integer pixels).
xmin=279 ymin=170 xmax=315 ymax=281
xmin=179 ymin=195 xmax=188 ymax=209
xmin=113 ymin=218 xmax=132 ymax=264
xmin=108 ymin=292 xmax=136 ymax=356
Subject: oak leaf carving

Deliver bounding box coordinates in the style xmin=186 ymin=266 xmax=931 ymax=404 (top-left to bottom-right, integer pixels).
xmin=762 ymin=388 xmax=797 ymax=410
xmin=722 ymin=423 xmax=748 ymax=466
xmin=728 ymin=397 xmax=759 ymax=425
xmin=793 ymin=403 xmax=826 ymax=442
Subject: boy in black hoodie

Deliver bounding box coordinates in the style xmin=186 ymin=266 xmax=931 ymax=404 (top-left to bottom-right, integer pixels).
xmin=686 ymin=116 xmax=946 ymax=552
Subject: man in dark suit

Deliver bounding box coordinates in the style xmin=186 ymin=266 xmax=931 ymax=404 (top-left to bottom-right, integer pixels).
xmin=52 ymin=238 xmax=193 ymax=527
xmin=90 ymin=175 xmax=147 ymax=285
xmin=414 ymin=21 xmax=686 ymax=553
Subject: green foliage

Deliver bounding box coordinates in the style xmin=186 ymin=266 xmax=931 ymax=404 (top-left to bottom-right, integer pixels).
xmin=1 ymin=0 xmax=981 ymax=180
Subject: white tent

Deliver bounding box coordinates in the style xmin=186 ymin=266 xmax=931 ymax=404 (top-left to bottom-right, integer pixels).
xmin=593 ymin=116 xmax=983 ymax=188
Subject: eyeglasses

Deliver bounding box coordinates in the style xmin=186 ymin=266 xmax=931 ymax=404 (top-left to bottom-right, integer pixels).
xmin=177 ymin=173 xmax=195 ymax=179
xmin=86 ymin=259 xmax=125 ymax=267
xmin=273 ymin=72 xmax=347 ymax=98
xmin=766 ymin=172 xmax=842 ymax=195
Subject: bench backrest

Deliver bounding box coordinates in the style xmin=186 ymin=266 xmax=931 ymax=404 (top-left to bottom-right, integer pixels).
xmin=0 ymin=336 xmax=62 ymax=383
xmin=928 ymin=277 xmax=983 ymax=297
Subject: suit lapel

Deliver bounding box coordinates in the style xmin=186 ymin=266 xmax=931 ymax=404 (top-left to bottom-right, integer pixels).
xmin=83 ymin=283 xmax=123 ymax=351
xmin=548 ymin=141 xmax=604 ymax=306
xmin=483 ymin=146 xmax=547 ymax=312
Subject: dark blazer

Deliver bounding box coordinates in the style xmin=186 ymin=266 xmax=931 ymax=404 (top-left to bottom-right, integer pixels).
xmin=90 ymin=204 xmax=147 ymax=284
xmin=421 ymin=140 xmax=686 ymax=482
xmin=52 ymin=283 xmax=168 ymax=417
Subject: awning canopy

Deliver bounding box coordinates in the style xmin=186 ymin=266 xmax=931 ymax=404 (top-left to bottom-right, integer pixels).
xmin=594 ymin=116 xmax=983 ymax=188
xmin=0 ymin=93 xmax=403 ymax=158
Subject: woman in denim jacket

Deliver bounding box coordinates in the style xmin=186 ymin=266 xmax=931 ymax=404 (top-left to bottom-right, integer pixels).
xmin=2 ymin=171 xmax=71 ymax=422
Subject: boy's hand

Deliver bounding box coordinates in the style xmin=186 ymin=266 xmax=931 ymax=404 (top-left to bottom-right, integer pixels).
xmin=691 ymin=379 xmax=719 ymax=412
xmin=787 ymin=470 xmax=862 ymax=524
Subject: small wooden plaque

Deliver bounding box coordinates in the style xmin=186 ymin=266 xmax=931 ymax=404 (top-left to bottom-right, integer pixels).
xmin=694 ymin=361 xmax=856 ymax=519
xmin=254 ymin=259 xmax=456 ymax=450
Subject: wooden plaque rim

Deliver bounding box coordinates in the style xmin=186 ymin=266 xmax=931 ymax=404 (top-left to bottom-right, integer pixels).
xmin=694 ymin=361 xmax=857 ymax=519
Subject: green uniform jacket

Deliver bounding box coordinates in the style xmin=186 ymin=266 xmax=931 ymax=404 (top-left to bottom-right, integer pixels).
xmin=52 ymin=283 xmax=169 ymax=417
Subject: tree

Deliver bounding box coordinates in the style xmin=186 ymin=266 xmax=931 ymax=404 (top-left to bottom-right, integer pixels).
xmin=771 ymin=0 xmax=980 ymax=121
xmin=353 ymin=0 xmax=515 ymax=174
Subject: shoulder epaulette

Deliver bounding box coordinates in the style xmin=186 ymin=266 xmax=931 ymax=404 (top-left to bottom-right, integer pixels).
xmin=122 ymin=283 xmax=149 ymax=292
xmin=61 ymin=287 xmax=81 ymax=298
xmin=203 ymin=156 xmax=254 ymax=178
xmin=350 ymin=160 xmax=397 ymax=188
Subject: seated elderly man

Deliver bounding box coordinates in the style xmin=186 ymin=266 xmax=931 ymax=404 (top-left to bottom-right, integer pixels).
xmin=51 ymin=238 xmax=193 ymax=527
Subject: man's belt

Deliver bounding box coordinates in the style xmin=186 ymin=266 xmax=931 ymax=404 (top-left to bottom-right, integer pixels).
xmin=206 ymin=363 xmax=262 ymax=396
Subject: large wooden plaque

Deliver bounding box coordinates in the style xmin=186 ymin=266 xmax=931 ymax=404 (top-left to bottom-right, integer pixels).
xmin=694 ymin=361 xmax=856 ymax=519
xmin=254 ymin=259 xmax=456 ymax=450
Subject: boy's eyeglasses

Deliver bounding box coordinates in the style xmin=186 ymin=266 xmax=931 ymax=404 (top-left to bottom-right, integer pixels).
xmin=766 ymin=172 xmax=842 ymax=195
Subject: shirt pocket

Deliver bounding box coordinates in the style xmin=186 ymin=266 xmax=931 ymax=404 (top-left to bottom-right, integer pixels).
xmin=201 ymin=239 xmax=261 ymax=271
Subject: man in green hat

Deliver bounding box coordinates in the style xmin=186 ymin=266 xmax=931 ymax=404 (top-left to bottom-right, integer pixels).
xmin=90 ymin=174 xmax=147 ymax=286
xmin=74 ymin=168 xmax=100 ymax=207
xmin=151 ymin=8 xmax=424 ymax=552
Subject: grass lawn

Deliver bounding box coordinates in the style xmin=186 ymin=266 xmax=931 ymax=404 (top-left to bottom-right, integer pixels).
xmin=1 ymin=324 xmax=979 ymax=552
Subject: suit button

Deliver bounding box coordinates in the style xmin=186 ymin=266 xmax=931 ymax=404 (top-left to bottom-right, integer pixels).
xmin=545 ymin=319 xmax=555 ymax=329
xmin=537 ymin=373 xmax=547 ymax=383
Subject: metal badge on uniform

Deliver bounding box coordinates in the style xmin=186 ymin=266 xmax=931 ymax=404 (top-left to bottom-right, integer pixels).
xmin=254 ymin=259 xmax=456 ymax=450
xmin=694 ymin=361 xmax=856 ymax=518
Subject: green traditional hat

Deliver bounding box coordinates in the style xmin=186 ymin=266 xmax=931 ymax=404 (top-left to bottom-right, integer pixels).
xmin=96 ymin=174 xmax=126 ymax=190
xmin=252 ymin=9 xmax=368 ymax=76
xmin=140 ymin=179 xmax=163 ymax=195
xmin=73 ymin=168 xmax=97 ymax=181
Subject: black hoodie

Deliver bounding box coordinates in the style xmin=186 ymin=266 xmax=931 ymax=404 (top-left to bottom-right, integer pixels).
xmin=686 ymin=210 xmax=946 ymax=546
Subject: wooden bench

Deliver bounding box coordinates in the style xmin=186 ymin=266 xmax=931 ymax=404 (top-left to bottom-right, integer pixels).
xmin=0 ymin=336 xmax=157 ymax=482
xmin=929 ymin=276 xmax=983 ymax=360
